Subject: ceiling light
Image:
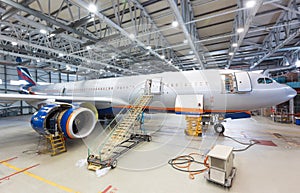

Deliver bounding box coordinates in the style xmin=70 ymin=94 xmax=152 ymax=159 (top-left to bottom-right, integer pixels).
xmin=246 ymin=1 xmax=256 ymax=8
xmin=49 ymin=33 xmax=55 ymax=37
xmin=40 ymin=29 xmax=47 ymax=34
xmin=146 ymin=46 xmax=151 ymax=50
xmin=66 ymin=65 xmax=71 ymax=70
xmin=86 ymin=45 xmax=91 ymax=50
xmin=160 ymin=55 xmax=165 ymax=59
xmin=229 ymin=52 xmax=234 ymax=56
xmin=296 ymin=59 xmax=300 ymax=67
xmin=0 ymin=79 xmax=2 ymax=84
xmin=88 ymin=4 xmax=97 ymax=13
xmin=129 ymin=33 xmax=135 ymax=40
xmin=58 ymin=53 xmax=64 ymax=57
xmin=237 ymin=27 xmax=244 ymax=33
xmin=11 ymin=42 xmax=17 ymax=46
xmin=37 ymin=59 xmax=40 ymax=62
xmin=232 ymin=43 xmax=238 ymax=47
xmin=171 ymin=20 xmax=179 ymax=27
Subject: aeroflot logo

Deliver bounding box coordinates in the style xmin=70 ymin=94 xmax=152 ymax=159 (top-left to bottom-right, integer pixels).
xmin=17 ymin=67 xmax=36 ymax=86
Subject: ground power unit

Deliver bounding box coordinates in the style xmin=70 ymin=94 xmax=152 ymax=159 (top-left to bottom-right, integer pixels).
xmin=204 ymin=145 xmax=236 ymax=187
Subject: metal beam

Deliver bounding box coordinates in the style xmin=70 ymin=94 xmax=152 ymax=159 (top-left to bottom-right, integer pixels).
xmin=227 ymin=0 xmax=263 ymax=68
xmin=130 ymin=0 xmax=182 ymax=65
xmin=167 ymin=0 xmax=205 ymax=69
xmin=0 ymin=0 xmax=35 ymax=20
xmin=51 ymin=15 xmax=95 ymax=35
xmin=0 ymin=0 xmax=98 ymax=42
xmin=250 ymin=0 xmax=300 ymax=69
xmin=71 ymin=0 xmax=179 ymax=71
xmin=271 ymin=2 xmax=300 ymax=15
xmin=0 ymin=34 xmax=136 ymax=74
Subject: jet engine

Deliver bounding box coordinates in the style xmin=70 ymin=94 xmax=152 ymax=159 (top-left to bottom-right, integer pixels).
xmin=31 ymin=103 xmax=98 ymax=139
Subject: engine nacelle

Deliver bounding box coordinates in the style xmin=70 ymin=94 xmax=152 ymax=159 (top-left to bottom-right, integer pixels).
xmin=31 ymin=103 xmax=97 ymax=139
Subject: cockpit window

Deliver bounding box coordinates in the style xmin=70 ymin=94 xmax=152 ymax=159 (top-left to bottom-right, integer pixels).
xmin=257 ymin=78 xmax=265 ymax=84
xmin=265 ymin=78 xmax=273 ymax=84
xmin=257 ymin=78 xmax=273 ymax=84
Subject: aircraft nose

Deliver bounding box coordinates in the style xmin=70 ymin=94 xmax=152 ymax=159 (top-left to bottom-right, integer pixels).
xmin=285 ymin=86 xmax=297 ymax=99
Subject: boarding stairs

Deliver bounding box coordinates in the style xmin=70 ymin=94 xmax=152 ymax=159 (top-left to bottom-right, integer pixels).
xmin=87 ymin=94 xmax=153 ymax=170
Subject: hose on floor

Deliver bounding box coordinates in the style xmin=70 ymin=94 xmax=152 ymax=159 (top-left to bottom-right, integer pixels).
xmin=168 ymin=153 xmax=209 ymax=179
xmin=222 ymin=135 xmax=258 ymax=152
xmin=168 ymin=135 xmax=258 ymax=179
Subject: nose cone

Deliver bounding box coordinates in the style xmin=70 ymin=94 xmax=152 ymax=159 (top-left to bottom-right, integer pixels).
xmin=285 ymin=86 xmax=297 ymax=100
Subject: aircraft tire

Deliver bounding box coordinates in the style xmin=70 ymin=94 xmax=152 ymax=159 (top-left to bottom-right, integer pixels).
xmin=214 ymin=123 xmax=225 ymax=134
xmin=111 ymin=159 xmax=117 ymax=169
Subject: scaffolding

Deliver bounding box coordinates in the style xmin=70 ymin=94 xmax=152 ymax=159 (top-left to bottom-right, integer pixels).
xmin=184 ymin=115 xmax=203 ymax=136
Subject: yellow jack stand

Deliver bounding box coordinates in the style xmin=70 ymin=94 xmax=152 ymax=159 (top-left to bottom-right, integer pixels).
xmin=185 ymin=116 xmax=203 ymax=136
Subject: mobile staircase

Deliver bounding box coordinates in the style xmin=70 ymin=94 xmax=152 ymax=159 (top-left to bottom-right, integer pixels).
xmin=87 ymin=94 xmax=153 ymax=171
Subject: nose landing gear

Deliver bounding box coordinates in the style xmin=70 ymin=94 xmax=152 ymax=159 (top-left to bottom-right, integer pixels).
xmin=214 ymin=123 xmax=225 ymax=134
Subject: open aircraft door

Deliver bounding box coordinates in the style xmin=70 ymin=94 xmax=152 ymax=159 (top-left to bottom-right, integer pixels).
xmin=146 ymin=78 xmax=162 ymax=95
xmin=234 ymin=72 xmax=252 ymax=93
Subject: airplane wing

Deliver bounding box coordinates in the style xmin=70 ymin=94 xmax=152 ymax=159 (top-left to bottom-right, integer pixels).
xmin=0 ymin=93 xmax=128 ymax=107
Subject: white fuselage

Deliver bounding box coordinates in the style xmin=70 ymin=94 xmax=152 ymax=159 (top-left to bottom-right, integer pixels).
xmin=33 ymin=70 xmax=296 ymax=113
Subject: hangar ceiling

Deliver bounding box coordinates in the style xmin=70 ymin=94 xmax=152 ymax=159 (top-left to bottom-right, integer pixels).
xmin=0 ymin=0 xmax=299 ymax=78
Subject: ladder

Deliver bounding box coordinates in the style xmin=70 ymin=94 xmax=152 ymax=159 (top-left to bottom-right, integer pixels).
xmin=87 ymin=94 xmax=153 ymax=170
xmin=46 ymin=133 xmax=67 ymax=156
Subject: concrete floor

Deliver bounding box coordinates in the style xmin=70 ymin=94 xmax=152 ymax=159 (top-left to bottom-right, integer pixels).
xmin=1 ymin=114 xmax=300 ymax=193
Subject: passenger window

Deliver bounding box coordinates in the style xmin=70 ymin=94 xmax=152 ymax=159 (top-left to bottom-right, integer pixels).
xmin=257 ymin=78 xmax=265 ymax=84
xmin=265 ymin=78 xmax=273 ymax=84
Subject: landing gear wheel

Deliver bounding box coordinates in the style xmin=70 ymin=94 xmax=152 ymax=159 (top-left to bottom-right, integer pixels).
xmin=147 ymin=136 xmax=152 ymax=142
xmin=214 ymin=123 xmax=225 ymax=134
xmin=111 ymin=159 xmax=117 ymax=169
xmin=130 ymin=134 xmax=136 ymax=139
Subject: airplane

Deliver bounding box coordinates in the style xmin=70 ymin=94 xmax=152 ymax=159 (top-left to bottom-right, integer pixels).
xmin=0 ymin=66 xmax=296 ymax=138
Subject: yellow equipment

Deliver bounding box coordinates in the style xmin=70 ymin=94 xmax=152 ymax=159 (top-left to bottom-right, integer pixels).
xmin=45 ymin=133 xmax=67 ymax=156
xmin=184 ymin=115 xmax=203 ymax=136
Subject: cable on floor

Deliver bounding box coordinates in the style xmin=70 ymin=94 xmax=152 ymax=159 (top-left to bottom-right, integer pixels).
xmin=222 ymin=135 xmax=259 ymax=152
xmin=168 ymin=153 xmax=209 ymax=179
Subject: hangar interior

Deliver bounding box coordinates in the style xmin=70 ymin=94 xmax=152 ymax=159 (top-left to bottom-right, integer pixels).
xmin=0 ymin=0 xmax=300 ymax=193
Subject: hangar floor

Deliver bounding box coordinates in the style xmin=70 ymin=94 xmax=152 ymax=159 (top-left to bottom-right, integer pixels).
xmin=1 ymin=114 xmax=300 ymax=193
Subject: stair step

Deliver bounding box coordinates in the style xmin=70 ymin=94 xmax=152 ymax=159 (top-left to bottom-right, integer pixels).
xmin=97 ymin=95 xmax=153 ymax=160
